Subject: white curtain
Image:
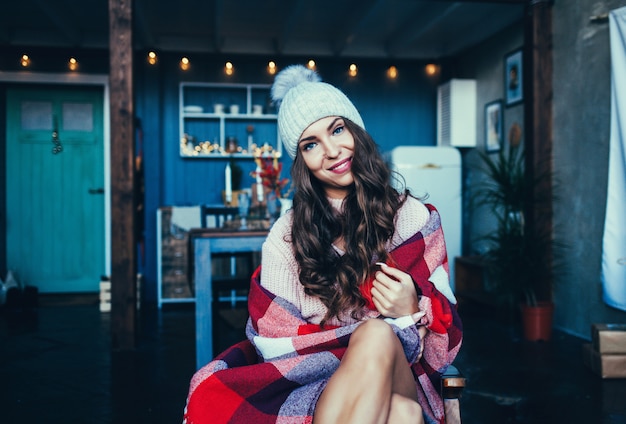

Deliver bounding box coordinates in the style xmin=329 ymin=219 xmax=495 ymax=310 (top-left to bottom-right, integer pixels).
xmin=602 ymin=6 xmax=626 ymax=311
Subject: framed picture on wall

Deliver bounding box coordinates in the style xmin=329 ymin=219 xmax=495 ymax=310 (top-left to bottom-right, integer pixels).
xmin=505 ymin=48 xmax=523 ymax=106
xmin=485 ymin=100 xmax=503 ymax=152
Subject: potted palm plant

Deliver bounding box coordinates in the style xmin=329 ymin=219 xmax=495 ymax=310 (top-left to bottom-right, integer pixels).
xmin=473 ymin=142 xmax=558 ymax=341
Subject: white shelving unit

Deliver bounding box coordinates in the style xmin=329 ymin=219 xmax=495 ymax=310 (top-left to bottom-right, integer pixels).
xmin=179 ymin=82 xmax=282 ymax=158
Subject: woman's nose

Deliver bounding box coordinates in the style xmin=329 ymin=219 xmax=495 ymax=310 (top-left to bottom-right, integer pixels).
xmin=324 ymin=139 xmax=341 ymax=158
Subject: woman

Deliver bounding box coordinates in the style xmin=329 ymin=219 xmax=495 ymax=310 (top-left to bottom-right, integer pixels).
xmin=184 ymin=65 xmax=462 ymax=424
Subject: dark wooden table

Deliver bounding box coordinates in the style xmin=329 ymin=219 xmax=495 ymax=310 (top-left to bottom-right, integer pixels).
xmin=190 ymin=228 xmax=268 ymax=369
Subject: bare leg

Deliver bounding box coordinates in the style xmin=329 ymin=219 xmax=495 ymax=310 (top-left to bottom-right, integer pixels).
xmin=313 ymin=319 xmax=424 ymax=424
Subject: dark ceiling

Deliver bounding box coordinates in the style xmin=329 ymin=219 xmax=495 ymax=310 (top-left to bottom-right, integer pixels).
xmin=1 ymin=0 xmax=525 ymax=60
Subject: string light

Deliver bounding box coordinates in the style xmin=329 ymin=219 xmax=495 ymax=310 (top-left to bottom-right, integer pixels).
xmin=180 ymin=57 xmax=190 ymax=71
xmin=225 ymin=61 xmax=234 ymax=76
xmin=267 ymin=61 xmax=277 ymax=75
xmin=348 ymin=63 xmax=358 ymax=77
xmin=20 ymin=54 xmax=31 ymax=68
xmin=40 ymin=55 xmax=425 ymax=86
xmin=68 ymin=57 xmax=78 ymax=71
xmin=147 ymin=51 xmax=158 ymax=65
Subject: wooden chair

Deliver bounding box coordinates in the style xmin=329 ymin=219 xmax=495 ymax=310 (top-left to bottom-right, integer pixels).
xmin=442 ymin=364 xmax=466 ymax=424
xmin=200 ymin=205 xmax=252 ymax=307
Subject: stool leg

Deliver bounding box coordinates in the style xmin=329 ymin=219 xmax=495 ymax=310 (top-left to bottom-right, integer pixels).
xmin=444 ymin=398 xmax=461 ymax=424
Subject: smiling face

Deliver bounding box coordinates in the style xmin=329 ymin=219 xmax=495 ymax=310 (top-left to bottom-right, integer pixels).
xmin=298 ymin=116 xmax=355 ymax=199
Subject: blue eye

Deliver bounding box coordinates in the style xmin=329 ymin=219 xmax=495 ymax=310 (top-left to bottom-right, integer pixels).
xmin=332 ymin=125 xmax=344 ymax=135
xmin=302 ymin=142 xmax=316 ymax=151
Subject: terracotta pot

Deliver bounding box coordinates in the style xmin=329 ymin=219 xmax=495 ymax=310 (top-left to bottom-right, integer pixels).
xmin=520 ymin=301 xmax=554 ymax=341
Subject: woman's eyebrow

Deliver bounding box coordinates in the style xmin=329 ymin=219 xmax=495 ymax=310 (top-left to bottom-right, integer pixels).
xmin=326 ymin=117 xmax=342 ymax=131
xmin=298 ymin=117 xmax=343 ymax=144
xmin=299 ymin=134 xmax=316 ymax=143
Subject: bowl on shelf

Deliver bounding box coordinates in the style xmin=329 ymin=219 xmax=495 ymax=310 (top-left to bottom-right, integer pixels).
xmin=183 ymin=105 xmax=203 ymax=113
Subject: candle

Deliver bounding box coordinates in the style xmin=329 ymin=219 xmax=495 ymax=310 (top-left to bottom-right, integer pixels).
xmin=225 ymin=163 xmax=232 ymax=204
xmin=256 ymin=164 xmax=264 ymax=202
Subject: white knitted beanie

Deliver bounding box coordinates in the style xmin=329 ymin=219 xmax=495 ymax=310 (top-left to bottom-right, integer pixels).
xmin=271 ymin=65 xmax=365 ymax=159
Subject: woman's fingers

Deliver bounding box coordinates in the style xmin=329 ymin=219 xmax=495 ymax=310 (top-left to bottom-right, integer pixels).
xmin=372 ymin=264 xmax=419 ymax=317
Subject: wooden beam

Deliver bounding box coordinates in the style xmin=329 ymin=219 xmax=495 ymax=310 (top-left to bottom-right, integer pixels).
xmin=109 ymin=0 xmax=137 ymax=350
xmin=524 ymin=0 xmax=553 ymax=300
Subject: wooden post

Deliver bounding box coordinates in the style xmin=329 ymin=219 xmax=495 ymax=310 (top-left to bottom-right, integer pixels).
xmin=524 ymin=0 xmax=553 ymax=300
xmin=109 ymin=0 xmax=136 ymax=350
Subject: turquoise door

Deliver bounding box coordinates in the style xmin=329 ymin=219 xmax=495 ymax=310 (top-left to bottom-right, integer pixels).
xmin=6 ymin=86 xmax=105 ymax=293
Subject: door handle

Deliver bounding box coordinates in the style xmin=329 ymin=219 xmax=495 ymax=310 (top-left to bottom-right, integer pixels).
xmin=51 ymin=115 xmax=63 ymax=154
xmin=88 ymin=188 xmax=105 ymax=194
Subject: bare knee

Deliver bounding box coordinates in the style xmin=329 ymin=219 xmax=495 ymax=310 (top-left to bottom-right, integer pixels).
xmin=351 ymin=319 xmax=397 ymax=347
xmin=389 ymin=394 xmax=424 ymax=424
xmin=347 ymin=320 xmax=399 ymax=367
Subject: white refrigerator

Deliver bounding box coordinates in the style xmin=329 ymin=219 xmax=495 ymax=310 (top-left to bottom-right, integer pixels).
xmin=389 ymin=146 xmax=462 ymax=291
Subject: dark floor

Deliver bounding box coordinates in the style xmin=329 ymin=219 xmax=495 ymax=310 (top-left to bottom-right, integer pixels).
xmin=1 ymin=297 xmax=625 ymax=424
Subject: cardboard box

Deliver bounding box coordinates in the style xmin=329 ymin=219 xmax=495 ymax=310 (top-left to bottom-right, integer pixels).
xmin=582 ymin=343 xmax=626 ymax=379
xmin=99 ymin=276 xmax=141 ymax=313
xmin=99 ymin=280 xmax=111 ymax=312
xmin=592 ymin=323 xmax=626 ymax=354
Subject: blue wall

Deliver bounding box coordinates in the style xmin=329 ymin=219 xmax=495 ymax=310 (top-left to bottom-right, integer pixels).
xmin=134 ymin=53 xmax=441 ymax=304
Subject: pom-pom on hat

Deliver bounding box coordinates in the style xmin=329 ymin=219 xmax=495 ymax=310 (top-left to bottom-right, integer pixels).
xmin=271 ymin=65 xmax=365 ymax=159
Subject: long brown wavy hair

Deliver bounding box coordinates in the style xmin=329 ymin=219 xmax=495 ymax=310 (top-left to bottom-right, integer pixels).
xmin=290 ymin=119 xmax=408 ymax=325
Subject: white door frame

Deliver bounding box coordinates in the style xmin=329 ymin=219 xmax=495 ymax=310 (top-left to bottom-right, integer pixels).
xmin=1 ymin=71 xmax=112 ymax=277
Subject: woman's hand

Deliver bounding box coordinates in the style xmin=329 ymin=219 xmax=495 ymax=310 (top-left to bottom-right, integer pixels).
xmin=371 ymin=263 xmax=419 ymax=318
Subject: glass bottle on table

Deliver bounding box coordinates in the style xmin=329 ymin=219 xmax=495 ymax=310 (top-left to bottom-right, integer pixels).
xmin=238 ymin=192 xmax=250 ymax=229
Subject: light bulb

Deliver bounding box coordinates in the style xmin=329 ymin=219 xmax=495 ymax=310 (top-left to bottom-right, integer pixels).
xmin=20 ymin=54 xmax=31 ymax=68
xmin=267 ymin=61 xmax=277 ymax=75
xmin=425 ymin=63 xmax=438 ymax=76
xmin=225 ymin=61 xmax=234 ymax=76
xmin=349 ymin=63 xmax=358 ymax=77
xmin=68 ymin=57 xmax=78 ymax=71
xmin=180 ymin=57 xmax=190 ymax=71
xmin=147 ymin=51 xmax=158 ymax=65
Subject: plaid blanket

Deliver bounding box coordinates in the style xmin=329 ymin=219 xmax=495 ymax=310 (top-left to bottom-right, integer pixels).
xmin=184 ymin=205 xmax=462 ymax=424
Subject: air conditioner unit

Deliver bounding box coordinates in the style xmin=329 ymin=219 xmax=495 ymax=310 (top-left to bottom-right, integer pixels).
xmin=437 ymin=79 xmax=477 ymax=147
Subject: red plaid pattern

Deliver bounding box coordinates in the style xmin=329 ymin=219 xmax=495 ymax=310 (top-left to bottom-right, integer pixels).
xmin=184 ymin=205 xmax=462 ymax=424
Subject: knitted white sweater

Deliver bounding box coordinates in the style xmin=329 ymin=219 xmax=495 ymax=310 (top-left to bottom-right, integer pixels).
xmin=260 ymin=196 xmax=430 ymax=326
